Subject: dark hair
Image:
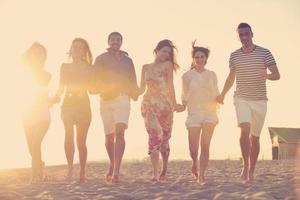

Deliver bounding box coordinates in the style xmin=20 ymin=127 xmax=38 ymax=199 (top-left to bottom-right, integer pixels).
xmin=69 ymin=38 xmax=93 ymax=65
xmin=154 ymin=39 xmax=179 ymax=72
xmin=237 ymin=23 xmax=252 ymax=32
xmin=108 ymin=32 xmax=123 ymax=41
xmin=191 ymin=40 xmax=210 ymax=68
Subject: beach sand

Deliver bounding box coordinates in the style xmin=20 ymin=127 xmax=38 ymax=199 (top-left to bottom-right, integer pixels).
xmin=0 ymin=160 xmax=298 ymax=200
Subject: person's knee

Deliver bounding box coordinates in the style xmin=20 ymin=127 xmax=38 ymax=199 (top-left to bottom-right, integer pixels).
xmin=240 ymin=123 xmax=251 ymax=135
xmin=240 ymin=132 xmax=250 ymax=140
xmin=76 ymin=139 xmax=87 ymax=150
xmin=161 ymin=149 xmax=170 ymax=157
xmin=105 ymin=134 xmax=115 ymax=144
xmin=250 ymin=135 xmax=260 ymax=145
xmin=201 ymin=144 xmax=210 ymax=155
xmin=115 ymin=123 xmax=127 ymax=134
xmin=240 ymin=134 xmax=250 ymax=142
xmin=190 ymin=150 xmax=198 ymax=159
xmin=115 ymin=133 xmax=125 ymax=142
xmin=65 ymin=136 xmax=74 ymax=146
xmin=64 ymin=129 xmax=74 ymax=140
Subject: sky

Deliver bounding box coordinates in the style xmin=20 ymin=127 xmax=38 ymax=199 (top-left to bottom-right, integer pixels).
xmin=0 ymin=0 xmax=299 ymax=169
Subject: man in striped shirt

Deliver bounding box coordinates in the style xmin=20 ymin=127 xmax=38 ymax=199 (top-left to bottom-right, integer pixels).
xmin=217 ymin=23 xmax=280 ymax=181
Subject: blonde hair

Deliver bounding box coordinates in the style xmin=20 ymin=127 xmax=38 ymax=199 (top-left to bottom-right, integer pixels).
xmin=69 ymin=38 xmax=93 ymax=65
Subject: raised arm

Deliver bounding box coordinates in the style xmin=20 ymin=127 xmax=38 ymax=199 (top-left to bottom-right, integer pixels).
xmin=261 ymin=49 xmax=280 ymax=81
xmin=260 ymin=64 xmax=280 ymax=81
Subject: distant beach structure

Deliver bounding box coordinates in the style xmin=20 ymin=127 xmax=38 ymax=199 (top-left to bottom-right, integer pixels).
xmin=269 ymin=127 xmax=300 ymax=160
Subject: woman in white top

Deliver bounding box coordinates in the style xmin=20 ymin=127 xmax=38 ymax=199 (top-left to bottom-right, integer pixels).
xmin=178 ymin=41 xmax=220 ymax=183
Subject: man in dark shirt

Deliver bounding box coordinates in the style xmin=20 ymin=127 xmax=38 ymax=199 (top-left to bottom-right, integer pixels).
xmin=94 ymin=32 xmax=138 ymax=183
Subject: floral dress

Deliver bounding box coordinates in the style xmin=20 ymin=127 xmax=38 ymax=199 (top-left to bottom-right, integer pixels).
xmin=141 ymin=65 xmax=173 ymax=155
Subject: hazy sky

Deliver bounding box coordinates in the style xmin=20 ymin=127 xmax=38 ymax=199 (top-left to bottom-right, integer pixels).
xmin=0 ymin=0 xmax=299 ymax=168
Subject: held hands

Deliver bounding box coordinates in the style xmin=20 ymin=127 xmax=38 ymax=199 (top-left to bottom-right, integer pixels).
xmin=134 ymin=87 xmax=145 ymax=98
xmin=216 ymin=94 xmax=225 ymax=105
xmin=52 ymin=95 xmax=60 ymax=104
xmin=137 ymin=88 xmax=145 ymax=96
xmin=174 ymin=104 xmax=186 ymax=113
xmin=131 ymin=87 xmax=145 ymax=101
xmin=51 ymin=95 xmax=60 ymax=105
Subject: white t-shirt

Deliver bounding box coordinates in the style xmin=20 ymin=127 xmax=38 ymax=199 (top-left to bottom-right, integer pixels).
xmin=182 ymin=69 xmax=220 ymax=113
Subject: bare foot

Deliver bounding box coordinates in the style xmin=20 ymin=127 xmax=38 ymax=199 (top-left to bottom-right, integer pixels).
xmin=106 ymin=166 xmax=113 ymax=182
xmin=248 ymin=172 xmax=254 ymax=182
xmin=197 ymin=175 xmax=206 ymax=184
xmin=79 ymin=170 xmax=86 ymax=183
xmin=191 ymin=163 xmax=198 ymax=180
xmin=240 ymin=167 xmax=249 ymax=181
xmin=111 ymin=175 xmax=120 ymax=183
xmin=151 ymin=177 xmax=158 ymax=182
xmin=106 ymin=174 xmax=112 ymax=182
xmin=159 ymin=170 xmax=167 ymax=181
xmin=31 ymin=173 xmax=42 ymax=182
xmin=65 ymin=169 xmax=73 ymax=181
xmin=43 ymin=175 xmax=49 ymax=182
xmin=79 ymin=177 xmax=87 ymax=183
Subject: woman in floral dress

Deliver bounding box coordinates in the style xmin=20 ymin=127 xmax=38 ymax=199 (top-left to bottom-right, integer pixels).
xmin=138 ymin=39 xmax=181 ymax=181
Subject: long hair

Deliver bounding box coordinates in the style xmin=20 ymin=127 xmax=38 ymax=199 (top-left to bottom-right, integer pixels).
xmin=21 ymin=42 xmax=47 ymax=70
xmin=68 ymin=38 xmax=93 ymax=65
xmin=191 ymin=40 xmax=210 ymax=69
xmin=154 ymin=39 xmax=180 ymax=72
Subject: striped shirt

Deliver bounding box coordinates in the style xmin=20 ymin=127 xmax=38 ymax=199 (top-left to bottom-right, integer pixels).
xmin=229 ymin=45 xmax=276 ymax=100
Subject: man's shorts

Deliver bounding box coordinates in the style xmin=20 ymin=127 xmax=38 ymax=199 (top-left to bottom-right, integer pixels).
xmin=100 ymin=95 xmax=130 ymax=135
xmin=234 ymin=96 xmax=267 ymax=137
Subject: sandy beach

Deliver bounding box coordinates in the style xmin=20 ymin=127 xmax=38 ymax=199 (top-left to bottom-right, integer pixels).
xmin=0 ymin=160 xmax=298 ymax=200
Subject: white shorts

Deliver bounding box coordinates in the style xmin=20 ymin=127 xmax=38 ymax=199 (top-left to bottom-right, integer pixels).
xmin=100 ymin=95 xmax=131 ymax=135
xmin=233 ymin=96 xmax=267 ymax=137
xmin=185 ymin=110 xmax=218 ymax=129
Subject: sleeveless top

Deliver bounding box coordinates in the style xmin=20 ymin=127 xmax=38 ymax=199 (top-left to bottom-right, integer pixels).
xmin=60 ymin=63 xmax=91 ymax=108
xmin=142 ymin=64 xmax=172 ymax=113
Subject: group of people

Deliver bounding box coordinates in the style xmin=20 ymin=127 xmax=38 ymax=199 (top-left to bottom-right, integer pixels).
xmin=21 ymin=22 xmax=280 ymax=184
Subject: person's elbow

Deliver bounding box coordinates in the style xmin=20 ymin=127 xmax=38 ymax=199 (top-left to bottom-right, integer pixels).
xmin=226 ymin=76 xmax=235 ymax=86
xmin=275 ymin=72 xmax=281 ymax=80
